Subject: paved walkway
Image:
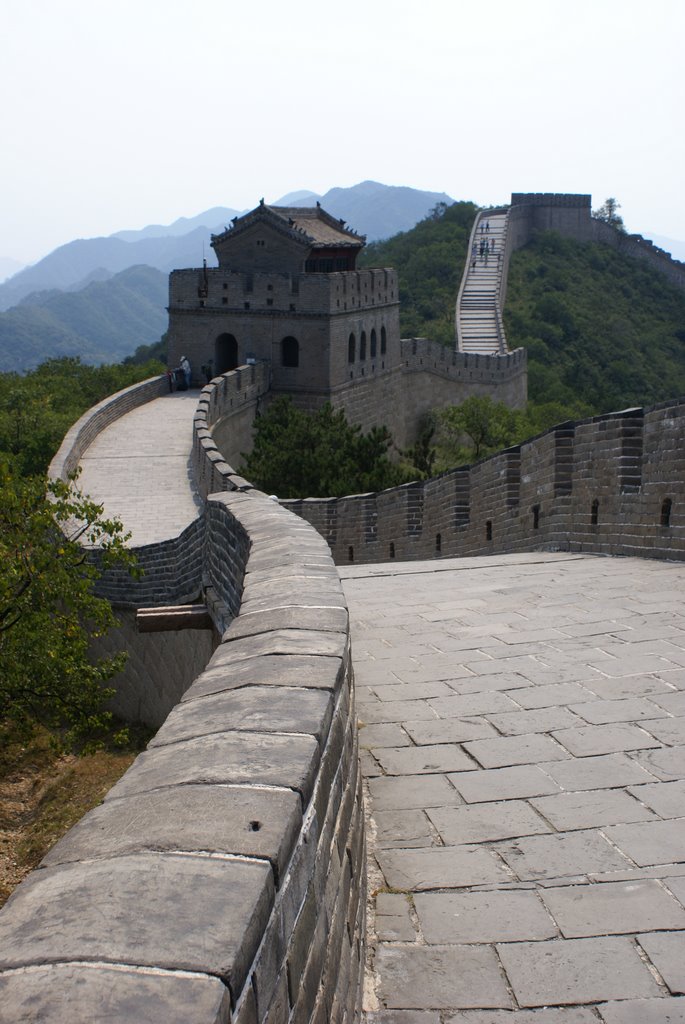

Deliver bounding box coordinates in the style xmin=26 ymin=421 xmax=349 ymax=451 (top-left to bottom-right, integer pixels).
xmin=77 ymin=391 xmax=202 ymax=546
xmin=341 ymin=552 xmax=685 ymax=1023
xmin=458 ymin=212 xmax=507 ymax=356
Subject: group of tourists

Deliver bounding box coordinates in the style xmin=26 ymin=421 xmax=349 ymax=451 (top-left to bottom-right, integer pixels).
xmin=470 ymin=234 xmax=498 ymax=270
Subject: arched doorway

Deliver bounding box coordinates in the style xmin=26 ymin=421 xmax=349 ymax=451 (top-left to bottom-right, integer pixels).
xmin=215 ymin=333 xmax=238 ymax=373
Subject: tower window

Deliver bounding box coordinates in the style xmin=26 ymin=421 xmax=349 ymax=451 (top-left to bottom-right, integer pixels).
xmin=661 ymin=497 xmax=673 ymax=527
xmin=281 ymin=336 xmax=299 ymax=368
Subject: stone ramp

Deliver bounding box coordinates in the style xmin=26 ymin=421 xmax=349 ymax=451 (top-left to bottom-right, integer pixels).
xmin=76 ymin=390 xmax=202 ymax=546
xmin=458 ymin=212 xmax=508 ymax=355
xmin=341 ymin=552 xmax=685 ymax=1020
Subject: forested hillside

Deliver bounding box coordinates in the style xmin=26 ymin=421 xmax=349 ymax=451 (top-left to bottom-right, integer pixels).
xmin=504 ymin=232 xmax=685 ymax=411
xmin=0 ymin=357 xmax=165 ymax=476
xmin=359 ymin=201 xmax=478 ymax=345
xmin=0 ymin=266 xmax=167 ymax=373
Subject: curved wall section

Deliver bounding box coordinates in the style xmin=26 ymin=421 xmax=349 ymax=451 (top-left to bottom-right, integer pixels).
xmin=0 ymin=490 xmax=364 ymax=1024
xmin=2 ymin=369 xmax=365 ymax=1022
xmin=50 ymin=374 xmax=169 ymax=482
xmin=195 ymin=361 xmax=272 ymax=492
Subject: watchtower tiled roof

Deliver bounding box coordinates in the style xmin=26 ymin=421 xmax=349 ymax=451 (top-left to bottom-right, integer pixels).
xmin=211 ymin=201 xmax=366 ymax=251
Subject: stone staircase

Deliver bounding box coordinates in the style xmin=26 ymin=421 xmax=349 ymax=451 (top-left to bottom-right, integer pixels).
xmin=456 ymin=210 xmax=508 ymax=354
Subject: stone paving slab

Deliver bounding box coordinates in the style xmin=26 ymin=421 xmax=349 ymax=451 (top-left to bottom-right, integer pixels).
xmin=496 ymin=828 xmax=633 ymax=879
xmin=529 ymin=788 xmax=657 ymax=830
xmin=341 ymin=553 xmax=685 ymax=1019
xmin=538 ymin=751 xmax=656 ymax=791
xmin=373 ymin=809 xmax=433 ymax=848
xmin=426 ymin=800 xmax=550 ymax=845
xmin=604 ymin=819 xmax=685 ymax=866
xmin=403 ymin=718 xmax=499 ymax=745
xmin=569 ymin=696 xmax=668 ymax=724
xmin=375 ymin=945 xmax=512 ymax=1009
xmin=414 ymin=889 xmax=557 ymax=943
xmin=637 ymin=932 xmax=685 ymax=993
xmin=462 ymin=732 xmax=571 ymax=768
xmin=445 ymin=1011 xmax=598 ymax=1024
xmin=368 ymin=774 xmax=459 ymax=810
xmin=374 ymin=743 xmax=477 ymax=776
xmin=497 ymin=936 xmax=662 ymax=1005
xmin=597 ymin=999 xmax=685 ymax=1024
xmin=629 ymin=780 xmax=685 ymax=817
xmin=540 ymin=878 xmax=685 ymax=937
xmin=376 ymin=845 xmax=509 ymax=891
xmin=448 ymin=764 xmax=562 ymax=803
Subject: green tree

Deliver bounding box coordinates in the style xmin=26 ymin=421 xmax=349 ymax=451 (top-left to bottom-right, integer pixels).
xmin=0 ymin=461 xmax=136 ymax=749
xmin=402 ymin=413 xmax=437 ymax=478
xmin=241 ymin=397 xmax=411 ymax=498
xmin=436 ymin=396 xmax=522 ymax=463
xmin=0 ymin=357 xmax=165 ymax=477
xmin=592 ymin=197 xmax=625 ymax=232
xmin=360 ymin=201 xmax=477 ymax=346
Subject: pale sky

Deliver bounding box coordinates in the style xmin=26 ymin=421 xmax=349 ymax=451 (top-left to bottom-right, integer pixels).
xmin=2 ymin=0 xmax=683 ymax=264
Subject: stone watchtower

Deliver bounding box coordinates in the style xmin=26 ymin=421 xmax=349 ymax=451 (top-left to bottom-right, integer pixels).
xmin=166 ymin=200 xmax=401 ymax=408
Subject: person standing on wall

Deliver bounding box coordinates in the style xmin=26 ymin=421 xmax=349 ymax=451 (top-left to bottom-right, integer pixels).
xmin=180 ymin=355 xmax=191 ymax=390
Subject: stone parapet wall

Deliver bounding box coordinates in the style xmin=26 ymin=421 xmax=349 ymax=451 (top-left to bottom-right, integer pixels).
xmin=0 ymin=490 xmax=365 ymax=1024
xmin=92 ymin=515 xmax=205 ymax=608
xmin=503 ymin=193 xmax=685 ymax=292
xmin=283 ymin=399 xmax=685 ymax=565
xmin=194 ymin=361 xmax=272 ymax=493
xmin=170 ymin=267 xmax=397 ymax=317
xmin=590 ymin=219 xmax=685 ymax=288
xmin=323 ymin=343 xmax=528 ymax=449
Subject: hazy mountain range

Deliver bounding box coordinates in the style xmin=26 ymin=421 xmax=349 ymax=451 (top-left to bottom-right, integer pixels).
xmin=0 ymin=266 xmax=167 ymax=373
xmin=0 ymin=182 xmax=454 ymax=372
xmin=0 ymin=182 xmax=453 ymax=311
xmin=2 ymin=180 xmax=683 ymax=374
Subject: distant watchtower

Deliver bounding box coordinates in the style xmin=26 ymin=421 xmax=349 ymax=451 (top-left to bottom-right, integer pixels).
xmin=166 ymin=201 xmax=401 ymax=407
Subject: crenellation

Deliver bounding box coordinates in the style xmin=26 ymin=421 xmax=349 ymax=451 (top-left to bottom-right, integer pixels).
xmin=277 ymin=397 xmax=685 ymax=565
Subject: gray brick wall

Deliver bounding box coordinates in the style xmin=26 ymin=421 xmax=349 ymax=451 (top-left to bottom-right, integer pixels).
xmin=283 ymin=399 xmax=685 ymax=565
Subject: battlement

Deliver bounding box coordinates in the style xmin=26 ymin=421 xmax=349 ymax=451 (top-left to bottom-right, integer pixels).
xmin=401 ymin=337 xmax=526 ymax=381
xmin=284 ymin=399 xmax=685 ymax=565
xmin=169 ymin=266 xmax=399 ymax=317
xmin=511 ymin=192 xmax=592 ymax=209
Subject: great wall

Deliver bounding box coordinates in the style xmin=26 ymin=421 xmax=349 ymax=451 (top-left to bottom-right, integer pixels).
xmin=0 ymin=195 xmax=684 ymax=1022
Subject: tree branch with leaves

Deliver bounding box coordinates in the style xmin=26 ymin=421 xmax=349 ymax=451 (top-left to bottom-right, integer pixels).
xmin=0 ymin=460 xmax=137 ymax=749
